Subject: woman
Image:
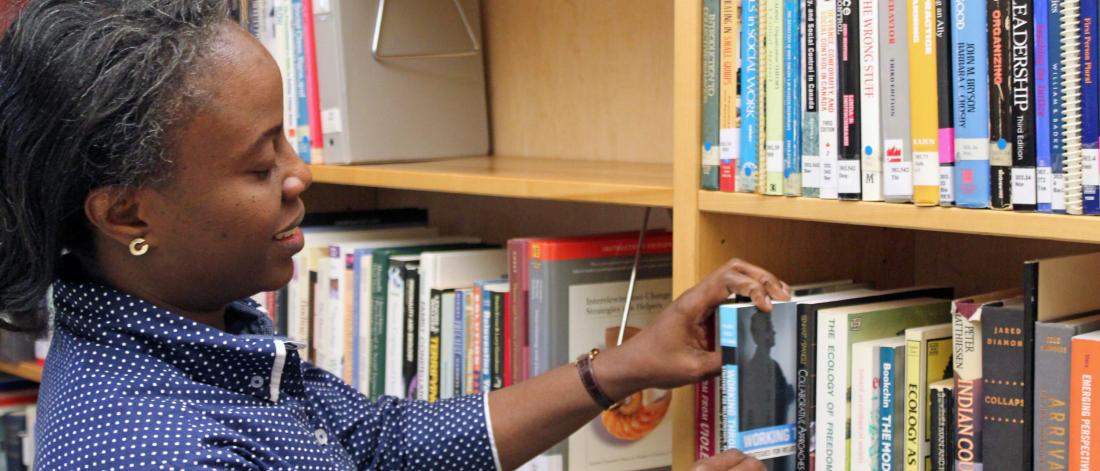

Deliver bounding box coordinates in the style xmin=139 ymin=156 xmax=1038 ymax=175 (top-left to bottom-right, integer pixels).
xmin=0 ymin=1 xmax=790 ymax=469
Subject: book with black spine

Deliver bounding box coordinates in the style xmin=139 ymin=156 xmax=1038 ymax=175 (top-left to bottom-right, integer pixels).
xmin=935 ymin=0 xmax=955 ymax=206
xmin=929 ymin=379 xmax=955 ymax=471
xmin=837 ymin=0 xmax=862 ymax=200
xmin=1010 ymin=0 xmax=1038 ymax=211
xmin=1033 ymin=311 xmax=1100 ymax=471
xmin=989 ymin=0 xmax=1014 ymax=209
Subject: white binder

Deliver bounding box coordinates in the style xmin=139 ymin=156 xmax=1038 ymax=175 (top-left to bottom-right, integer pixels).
xmin=313 ymin=0 xmax=489 ymax=164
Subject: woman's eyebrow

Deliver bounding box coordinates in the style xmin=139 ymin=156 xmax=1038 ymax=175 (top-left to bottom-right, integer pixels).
xmin=237 ymin=123 xmax=282 ymax=160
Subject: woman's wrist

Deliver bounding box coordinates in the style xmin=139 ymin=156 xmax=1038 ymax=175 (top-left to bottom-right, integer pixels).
xmin=587 ymin=345 xmax=648 ymax=404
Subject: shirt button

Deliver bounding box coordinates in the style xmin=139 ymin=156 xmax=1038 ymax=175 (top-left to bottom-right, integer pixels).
xmin=314 ymin=428 xmax=329 ymax=446
xmin=249 ymin=375 xmax=264 ymax=388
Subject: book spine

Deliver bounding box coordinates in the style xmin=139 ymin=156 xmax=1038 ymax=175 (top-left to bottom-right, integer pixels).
xmin=719 ymin=306 xmax=740 ymax=451
xmin=1049 ymin=0 xmax=1066 ymax=213
xmin=291 ymin=0 xmax=310 ymax=163
xmin=990 ymin=0 xmax=1015 ymax=209
xmin=883 ymin=0 xmax=914 ymax=202
xmin=803 ymin=0 xmax=822 ymax=198
xmin=910 ymin=0 xmax=942 ymax=206
xmin=860 ymin=0 xmax=883 ymax=201
xmin=759 ymin=3 xmax=769 ymax=195
xmin=402 ymin=264 xmax=419 ymax=400
xmin=936 ymin=0 xmax=956 ymax=206
xmin=1070 ymin=337 xmax=1100 ymax=471
xmin=851 ymin=345 xmax=881 ymax=469
xmin=740 ymin=0 xmax=763 ymax=193
xmin=704 ymin=0 xmax=721 ymax=190
xmin=502 ymin=291 xmax=512 ymax=387
xmin=766 ymin=0 xmax=786 ymax=195
xmin=981 ymin=307 xmax=1031 ymax=471
xmin=784 ymin=0 xmax=803 ymax=195
xmin=1082 ymin=0 xmax=1100 ymax=214
xmin=818 ymin=0 xmax=840 ymax=199
xmin=953 ymin=312 xmax=984 ymax=468
xmin=481 ymin=284 xmax=493 ymax=392
xmin=796 ymin=306 xmax=816 ymax=471
xmin=816 ymin=313 xmax=847 ymax=471
xmin=528 ymin=245 xmax=548 ymax=377
xmin=427 ymin=290 xmax=441 ymax=402
xmin=383 ymin=263 xmax=404 ymax=397
xmin=369 ymin=255 xmax=389 ymax=398
xmin=301 ymin=0 xmax=323 ymax=163
xmin=931 ymin=388 xmax=945 ymax=470
xmin=953 ymin=0 xmax=993 ymax=208
xmin=454 ymin=290 xmax=465 ymax=398
xmin=507 ymin=240 xmax=525 ymax=385
xmin=880 ymin=345 xmax=900 ymax=470
xmin=491 ymin=290 xmax=505 ymax=390
xmin=904 ymin=338 xmax=924 ymax=471
xmin=1036 ymin=0 xmax=1054 ymax=212
xmin=1011 ymin=0 xmax=1038 ymax=211
xmin=837 ymin=0 xmax=862 ymax=200
xmin=1034 ymin=322 xmax=1074 ymax=471
xmin=721 ymin=0 xmax=741 ymax=192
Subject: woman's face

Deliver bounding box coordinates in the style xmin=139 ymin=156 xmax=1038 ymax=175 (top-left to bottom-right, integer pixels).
xmin=137 ymin=24 xmax=311 ymax=304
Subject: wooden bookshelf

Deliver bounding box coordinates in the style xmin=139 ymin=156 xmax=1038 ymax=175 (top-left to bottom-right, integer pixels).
xmin=0 ymin=362 xmax=42 ymax=383
xmin=699 ymin=191 xmax=1100 ymax=244
xmin=310 ymin=156 xmax=673 ymax=208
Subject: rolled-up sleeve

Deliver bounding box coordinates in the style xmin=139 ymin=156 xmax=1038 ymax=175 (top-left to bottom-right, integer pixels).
xmin=307 ymin=367 xmax=500 ymax=471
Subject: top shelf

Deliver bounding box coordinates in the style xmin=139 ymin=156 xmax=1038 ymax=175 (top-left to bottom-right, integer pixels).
xmin=310 ymin=156 xmax=673 ymax=208
xmin=699 ymin=190 xmax=1100 ymax=245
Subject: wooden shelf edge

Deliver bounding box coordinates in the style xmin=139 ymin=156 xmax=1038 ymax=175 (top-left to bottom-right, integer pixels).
xmin=699 ymin=190 xmax=1100 ymax=244
xmin=309 ymin=158 xmax=674 ymax=208
xmin=0 ymin=361 xmax=42 ymax=383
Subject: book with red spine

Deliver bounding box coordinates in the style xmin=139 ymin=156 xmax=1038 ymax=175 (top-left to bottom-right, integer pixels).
xmin=302 ymin=0 xmax=324 ymax=163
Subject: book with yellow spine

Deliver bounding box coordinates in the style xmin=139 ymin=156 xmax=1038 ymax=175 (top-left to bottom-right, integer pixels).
xmin=908 ymin=0 xmax=940 ymax=206
xmin=904 ymin=323 xmax=953 ymax=471
xmin=764 ymin=0 xmax=784 ymax=195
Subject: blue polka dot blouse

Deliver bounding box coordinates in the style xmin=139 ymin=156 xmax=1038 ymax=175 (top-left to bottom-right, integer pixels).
xmin=34 ymin=278 xmax=502 ymax=470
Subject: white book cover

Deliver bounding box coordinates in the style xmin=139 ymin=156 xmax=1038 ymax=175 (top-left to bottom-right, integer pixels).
xmin=288 ymin=226 xmax=436 ymax=355
xmin=416 ymin=249 xmax=506 ymax=401
xmin=851 ymin=336 xmax=902 ymax=470
xmin=817 ymin=0 xmax=840 ymax=199
xmin=567 ymin=277 xmax=674 ymax=471
xmin=859 ymin=0 xmax=883 ymax=201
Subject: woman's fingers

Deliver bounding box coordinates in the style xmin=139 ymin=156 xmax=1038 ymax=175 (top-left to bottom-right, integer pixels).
xmin=728 ymin=259 xmax=791 ymax=302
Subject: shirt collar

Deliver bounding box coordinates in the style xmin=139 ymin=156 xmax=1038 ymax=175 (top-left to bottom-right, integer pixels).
xmin=52 ymin=278 xmax=304 ymax=402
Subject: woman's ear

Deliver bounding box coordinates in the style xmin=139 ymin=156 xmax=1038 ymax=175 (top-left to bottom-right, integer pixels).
xmin=83 ymin=186 xmax=151 ymax=249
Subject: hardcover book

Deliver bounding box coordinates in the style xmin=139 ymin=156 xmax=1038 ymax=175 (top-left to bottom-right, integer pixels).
xmin=1034 ymin=311 xmax=1100 ymax=471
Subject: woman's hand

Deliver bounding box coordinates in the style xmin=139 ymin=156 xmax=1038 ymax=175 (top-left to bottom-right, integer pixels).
xmin=691 ymin=450 xmax=767 ymax=471
xmin=596 ymin=258 xmax=790 ymax=398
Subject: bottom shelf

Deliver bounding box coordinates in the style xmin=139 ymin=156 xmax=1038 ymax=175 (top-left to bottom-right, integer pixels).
xmin=0 ymin=361 xmax=42 ymax=383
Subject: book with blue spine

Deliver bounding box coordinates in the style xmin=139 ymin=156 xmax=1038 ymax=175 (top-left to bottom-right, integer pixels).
xmin=477 ymin=278 xmax=507 ymax=392
xmin=453 ymin=287 xmax=467 ymax=398
xmin=765 ymin=0 xmax=786 ymax=195
xmin=879 ymin=340 xmax=907 ymax=470
xmin=1036 ymin=0 xmax=1054 ymax=212
xmin=953 ymin=0 xmax=991 ymax=208
xmin=720 ymin=301 xmax=797 ymax=468
xmin=1049 ymin=0 xmax=1066 ymax=213
xmin=291 ymin=0 xmax=311 ymax=163
xmin=703 ymin=0 xmax=721 ymax=190
xmin=802 ymin=0 xmax=821 ymax=198
xmin=739 ymin=0 xmax=764 ymax=193
xmin=1083 ymin=0 xmax=1100 ymax=214
xmin=783 ymin=0 xmax=802 ymax=196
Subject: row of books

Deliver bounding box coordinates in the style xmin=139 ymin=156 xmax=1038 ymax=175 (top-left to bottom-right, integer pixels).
xmin=700 ymin=0 xmax=1100 ymax=215
xmin=0 ymin=375 xmax=38 ymax=471
xmin=252 ymin=208 xmax=677 ymax=470
xmin=698 ymin=251 xmax=1100 ymax=471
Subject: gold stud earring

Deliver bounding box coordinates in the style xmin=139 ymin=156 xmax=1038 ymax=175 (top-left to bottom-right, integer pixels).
xmin=129 ymin=238 xmax=149 ymax=257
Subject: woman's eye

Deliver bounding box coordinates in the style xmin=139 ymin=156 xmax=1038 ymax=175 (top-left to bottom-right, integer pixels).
xmin=253 ymin=166 xmax=275 ymax=179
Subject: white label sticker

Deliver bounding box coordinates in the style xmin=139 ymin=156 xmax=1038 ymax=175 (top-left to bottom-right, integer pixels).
xmin=1054 ymin=173 xmax=1066 ymax=211
xmin=322 ymin=108 xmax=343 ymax=135
xmin=721 ymin=128 xmax=739 ymax=163
xmin=1011 ymin=168 xmax=1037 ymax=205
xmin=885 ymin=161 xmax=912 ymax=198
xmin=1037 ymin=167 xmax=1053 ymax=206
xmin=766 ymin=141 xmax=784 ymax=172
xmin=803 ymin=153 xmax=822 ymax=190
xmin=1085 ymin=149 xmax=1100 ymax=187
xmin=838 ymin=160 xmax=861 ymax=194
xmin=314 ymin=0 xmax=332 ymax=15
xmin=913 ymin=152 xmax=939 ymax=186
xmin=821 ymin=157 xmax=838 ymax=199
xmin=940 ymin=167 xmax=955 ymax=203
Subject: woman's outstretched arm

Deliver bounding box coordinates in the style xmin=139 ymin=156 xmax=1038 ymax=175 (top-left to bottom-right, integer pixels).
xmin=488 ymin=258 xmax=790 ymax=470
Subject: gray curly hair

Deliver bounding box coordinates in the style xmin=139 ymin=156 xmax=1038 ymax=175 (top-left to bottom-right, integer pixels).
xmin=0 ymin=0 xmax=231 ymax=330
